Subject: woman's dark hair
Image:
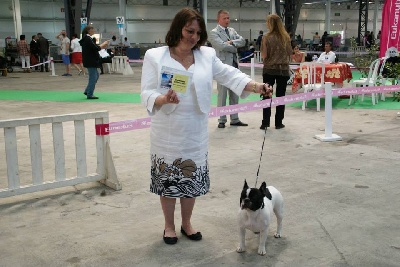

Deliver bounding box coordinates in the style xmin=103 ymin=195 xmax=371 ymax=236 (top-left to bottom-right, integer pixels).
xmin=82 ymin=25 xmax=94 ymax=36
xmin=20 ymin=35 xmax=25 ymax=40
xmin=72 ymin=33 xmax=78 ymax=38
xmin=165 ymin=7 xmax=207 ymax=50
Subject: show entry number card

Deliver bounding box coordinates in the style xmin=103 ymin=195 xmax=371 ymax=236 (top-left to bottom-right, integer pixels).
xmin=160 ymin=66 xmax=193 ymax=95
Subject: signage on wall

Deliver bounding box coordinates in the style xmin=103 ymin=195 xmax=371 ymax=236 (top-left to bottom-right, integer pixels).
xmin=81 ymin=17 xmax=87 ymax=31
xmin=116 ymin=16 xmax=125 ymax=35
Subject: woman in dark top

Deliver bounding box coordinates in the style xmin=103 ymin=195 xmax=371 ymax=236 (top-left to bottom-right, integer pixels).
xmin=260 ymin=14 xmax=292 ymax=130
xmin=30 ymin=35 xmax=39 ymax=70
xmin=79 ymin=26 xmax=109 ymax=99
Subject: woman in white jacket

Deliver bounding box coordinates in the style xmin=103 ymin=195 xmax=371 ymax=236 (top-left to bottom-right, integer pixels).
xmin=141 ymin=7 xmax=271 ymax=245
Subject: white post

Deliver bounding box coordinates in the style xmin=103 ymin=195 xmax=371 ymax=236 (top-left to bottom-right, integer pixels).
xmin=315 ymin=82 xmax=342 ymax=142
xmin=12 ymin=0 xmax=22 ymax=40
xmin=325 ymin=0 xmax=331 ymax=33
xmin=250 ymin=57 xmax=255 ymax=80
xmin=49 ymin=57 xmax=58 ymax=77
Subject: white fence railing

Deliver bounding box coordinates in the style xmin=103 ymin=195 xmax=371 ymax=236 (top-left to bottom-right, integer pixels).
xmin=0 ymin=111 xmax=121 ymax=198
xmin=254 ymin=51 xmax=263 ymax=63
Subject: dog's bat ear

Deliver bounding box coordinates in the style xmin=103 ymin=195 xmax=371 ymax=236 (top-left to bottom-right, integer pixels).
xmin=260 ymin=182 xmax=267 ymax=192
xmin=260 ymin=182 xmax=272 ymax=200
xmin=243 ymin=180 xmax=249 ymax=190
xmin=264 ymin=188 xmax=272 ymax=200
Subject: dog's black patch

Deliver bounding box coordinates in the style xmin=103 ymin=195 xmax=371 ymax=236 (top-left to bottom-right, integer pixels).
xmin=240 ymin=180 xmax=250 ymax=206
xmin=247 ymin=189 xmax=264 ymax=211
xmin=260 ymin=182 xmax=272 ymax=200
xmin=240 ymin=180 xmax=272 ymax=210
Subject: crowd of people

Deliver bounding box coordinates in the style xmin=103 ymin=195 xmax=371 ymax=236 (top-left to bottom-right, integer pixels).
xmin=12 ymin=32 xmax=132 ymax=76
xmin=8 ymin=29 xmax=135 ymax=99
xmin=15 ymin=32 xmax=50 ymax=73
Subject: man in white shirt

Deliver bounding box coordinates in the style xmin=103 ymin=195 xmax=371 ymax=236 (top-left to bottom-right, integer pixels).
xmin=56 ymin=30 xmax=71 ymax=76
xmin=123 ymin=37 xmax=131 ymax=47
xmin=108 ymin=36 xmax=119 ymax=49
xmin=317 ymin=41 xmax=336 ymax=63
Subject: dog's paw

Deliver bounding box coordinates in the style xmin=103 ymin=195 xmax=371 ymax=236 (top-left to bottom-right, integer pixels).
xmin=236 ymin=246 xmax=246 ymax=253
xmin=257 ymin=247 xmax=266 ymax=256
xmin=274 ymin=233 xmax=281 ymax=238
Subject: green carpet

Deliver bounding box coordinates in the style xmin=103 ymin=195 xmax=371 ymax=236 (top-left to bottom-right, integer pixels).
xmin=0 ymin=90 xmax=253 ymax=105
xmin=0 ymin=90 xmax=141 ymax=103
xmin=0 ymin=90 xmax=398 ymax=110
xmin=0 ymin=71 xmax=398 ymax=109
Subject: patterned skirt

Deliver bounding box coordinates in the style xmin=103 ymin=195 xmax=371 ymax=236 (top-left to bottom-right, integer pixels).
xmin=149 ymin=86 xmax=209 ymax=198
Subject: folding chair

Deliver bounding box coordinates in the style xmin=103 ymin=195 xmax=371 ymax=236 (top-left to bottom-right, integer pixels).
xmin=349 ymin=58 xmax=386 ymax=105
xmin=300 ymin=62 xmax=325 ymax=111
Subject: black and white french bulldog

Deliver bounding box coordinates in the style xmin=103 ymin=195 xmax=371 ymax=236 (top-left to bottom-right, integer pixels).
xmin=237 ymin=180 xmax=284 ymax=256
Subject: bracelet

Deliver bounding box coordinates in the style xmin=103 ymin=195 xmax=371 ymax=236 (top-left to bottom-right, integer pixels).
xmin=252 ymin=82 xmax=257 ymax=93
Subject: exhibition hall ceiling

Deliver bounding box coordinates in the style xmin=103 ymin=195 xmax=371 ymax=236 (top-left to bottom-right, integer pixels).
xmin=15 ymin=0 xmax=383 ymax=9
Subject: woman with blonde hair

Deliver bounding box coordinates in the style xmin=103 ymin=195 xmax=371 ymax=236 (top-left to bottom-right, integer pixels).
xmin=260 ymin=14 xmax=292 ymax=130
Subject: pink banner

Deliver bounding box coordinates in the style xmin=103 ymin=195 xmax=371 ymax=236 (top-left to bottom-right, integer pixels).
xmin=95 ymin=85 xmax=400 ymax=135
xmin=380 ymin=0 xmax=400 ymax=57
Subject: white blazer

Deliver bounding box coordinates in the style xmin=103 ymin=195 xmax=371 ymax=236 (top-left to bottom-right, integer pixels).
xmin=141 ymin=46 xmax=251 ymax=115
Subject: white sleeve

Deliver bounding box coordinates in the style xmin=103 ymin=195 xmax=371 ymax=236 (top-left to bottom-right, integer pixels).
xmin=140 ymin=50 xmax=161 ymax=115
xmin=211 ymin=50 xmax=251 ymax=99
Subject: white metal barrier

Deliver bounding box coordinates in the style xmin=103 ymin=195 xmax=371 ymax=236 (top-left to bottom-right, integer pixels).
xmin=111 ymin=56 xmax=134 ymax=75
xmin=0 ymin=111 xmax=121 ymax=198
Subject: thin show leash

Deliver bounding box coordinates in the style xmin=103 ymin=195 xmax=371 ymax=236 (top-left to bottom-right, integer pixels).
xmin=254 ymin=88 xmax=273 ymax=188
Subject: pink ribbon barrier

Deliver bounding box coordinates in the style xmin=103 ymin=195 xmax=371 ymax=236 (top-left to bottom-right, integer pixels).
xmin=96 ymin=84 xmax=400 ymax=135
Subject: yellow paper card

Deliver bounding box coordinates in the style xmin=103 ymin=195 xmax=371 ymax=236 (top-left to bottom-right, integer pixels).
xmin=171 ymin=74 xmax=189 ymax=93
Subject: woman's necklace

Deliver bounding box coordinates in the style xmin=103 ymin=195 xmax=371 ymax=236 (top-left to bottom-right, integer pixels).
xmin=171 ymin=48 xmax=194 ymax=65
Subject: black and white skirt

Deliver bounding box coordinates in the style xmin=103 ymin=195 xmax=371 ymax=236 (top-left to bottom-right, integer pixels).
xmin=149 ymin=85 xmax=210 ymax=198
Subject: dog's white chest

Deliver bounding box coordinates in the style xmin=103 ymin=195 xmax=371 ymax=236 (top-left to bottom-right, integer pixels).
xmin=240 ymin=209 xmax=270 ymax=233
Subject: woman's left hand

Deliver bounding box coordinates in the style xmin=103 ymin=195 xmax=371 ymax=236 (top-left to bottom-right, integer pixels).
xmin=165 ymin=89 xmax=180 ymax=104
xmin=261 ymin=83 xmax=273 ymax=97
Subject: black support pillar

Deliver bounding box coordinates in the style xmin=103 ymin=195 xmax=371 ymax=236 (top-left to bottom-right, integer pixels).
xmin=64 ymin=0 xmax=83 ymax=37
xmin=358 ymin=0 xmax=369 ymax=45
xmin=282 ymin=0 xmax=302 ymax=37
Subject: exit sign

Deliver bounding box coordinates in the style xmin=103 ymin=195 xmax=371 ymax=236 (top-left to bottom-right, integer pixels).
xmin=335 ymin=12 xmax=340 ymax=16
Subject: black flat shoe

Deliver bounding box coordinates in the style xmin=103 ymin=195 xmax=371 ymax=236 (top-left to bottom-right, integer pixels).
xmin=260 ymin=124 xmax=269 ymax=130
xmin=181 ymin=227 xmax=202 ymax=241
xmin=230 ymin=121 xmax=248 ymax=126
xmin=275 ymin=124 xmax=285 ymax=129
xmin=87 ymin=96 xmax=99 ymax=99
xmin=218 ymin=123 xmax=225 ymax=128
xmin=163 ymin=230 xmax=178 ymax=245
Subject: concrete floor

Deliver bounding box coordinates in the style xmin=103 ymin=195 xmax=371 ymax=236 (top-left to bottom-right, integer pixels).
xmin=0 ymin=63 xmax=400 ymax=267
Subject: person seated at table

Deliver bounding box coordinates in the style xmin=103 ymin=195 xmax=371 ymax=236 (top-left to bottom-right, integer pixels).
xmin=291 ymin=45 xmax=305 ymax=63
xmin=108 ymin=36 xmax=119 ymax=49
xmin=317 ymin=41 xmax=336 ymax=63
xmin=122 ymin=37 xmax=131 ymax=48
